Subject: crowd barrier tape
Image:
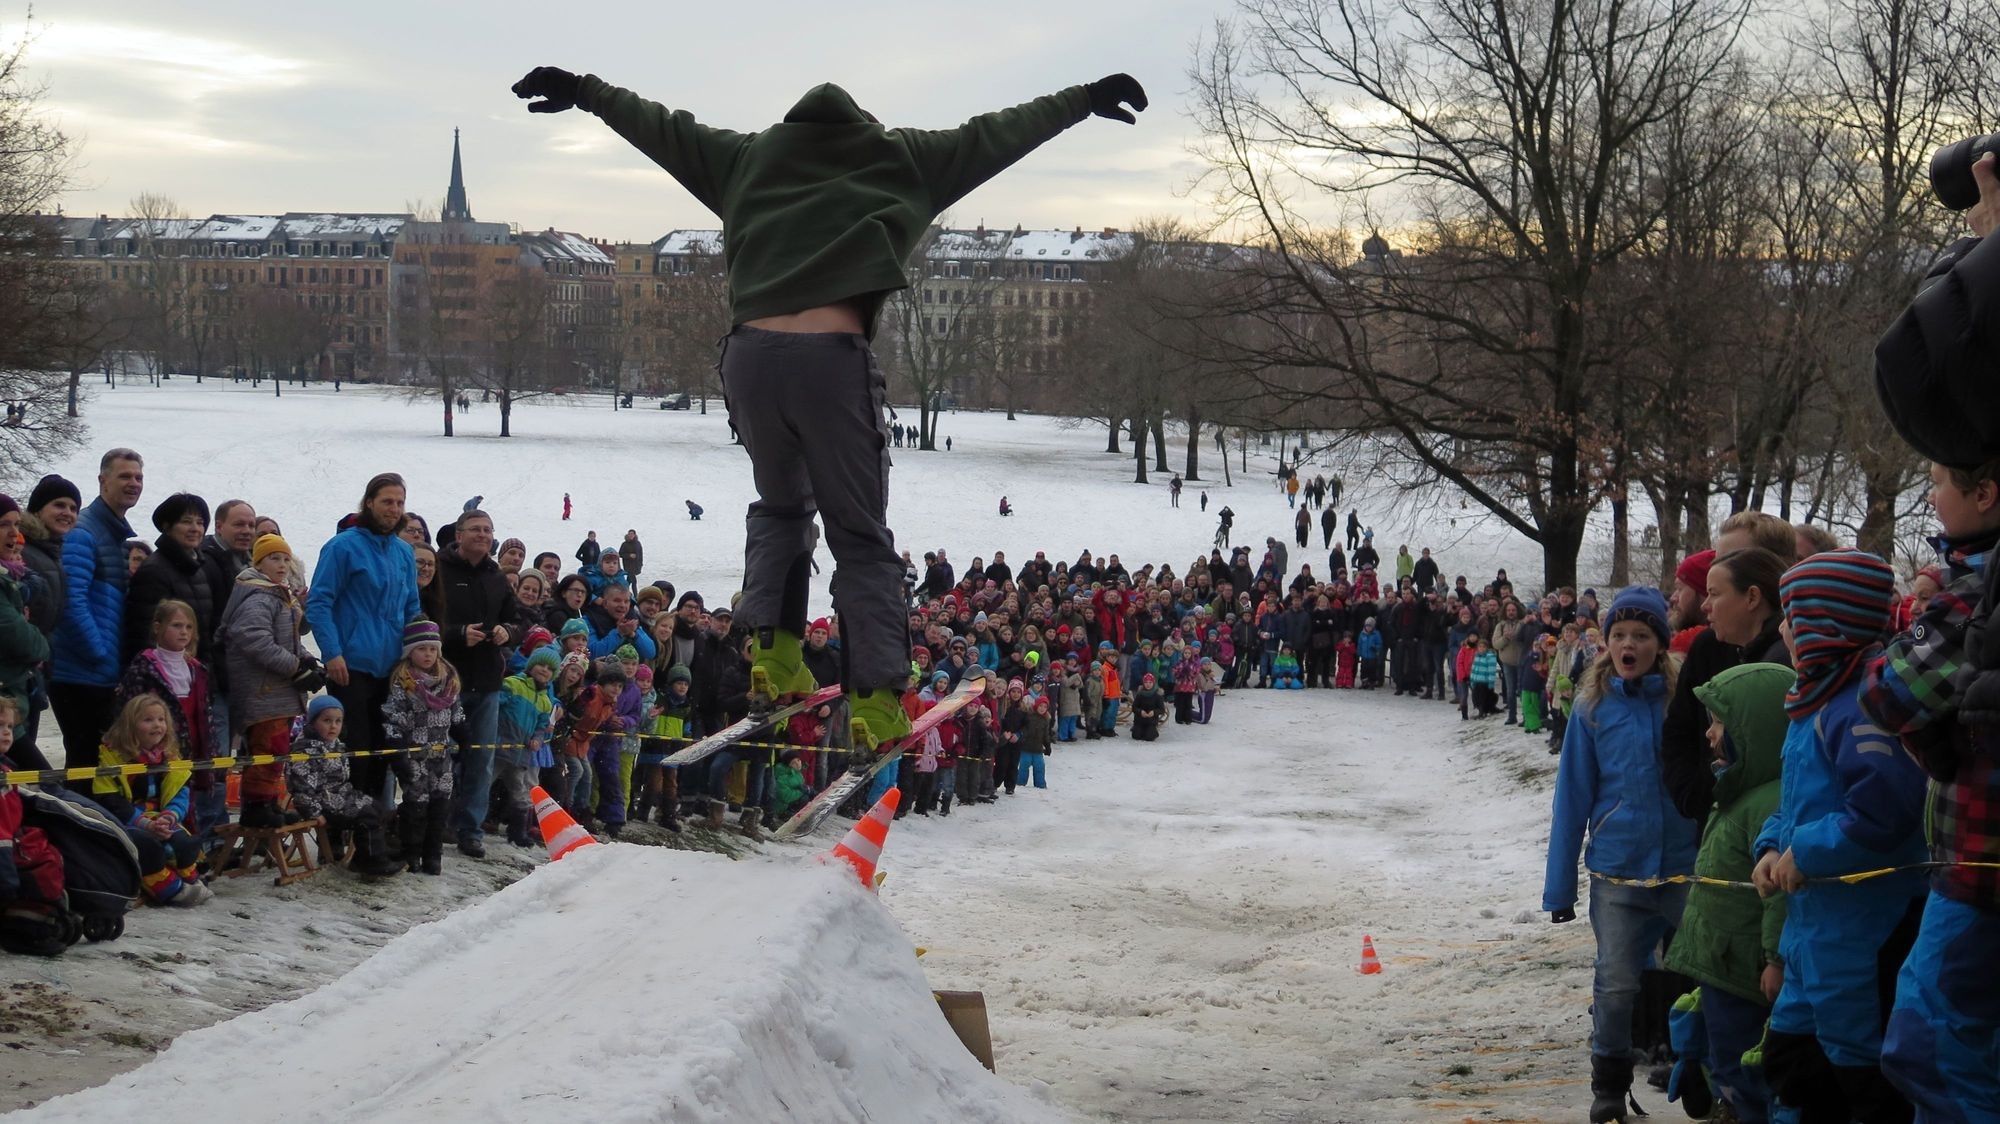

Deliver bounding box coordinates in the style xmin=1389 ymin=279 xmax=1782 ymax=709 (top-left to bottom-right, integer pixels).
xmin=2 ymin=730 xmax=1001 ymax=786
xmin=1591 ymin=864 xmax=2000 ymax=892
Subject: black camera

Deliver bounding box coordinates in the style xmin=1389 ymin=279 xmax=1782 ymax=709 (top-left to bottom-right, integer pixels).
xmin=1930 ymin=133 xmax=2000 ymax=211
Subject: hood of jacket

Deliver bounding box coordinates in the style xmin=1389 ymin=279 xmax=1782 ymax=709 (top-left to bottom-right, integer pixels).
xmin=1692 ymin=662 xmax=1790 ymax=805
xmin=784 ymin=83 xmax=877 ymax=124
xmin=20 ymin=511 xmax=59 ymax=548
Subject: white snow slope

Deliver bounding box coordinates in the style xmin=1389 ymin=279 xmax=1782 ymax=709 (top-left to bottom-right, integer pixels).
xmin=12 ymin=847 xmax=1070 ymax=1124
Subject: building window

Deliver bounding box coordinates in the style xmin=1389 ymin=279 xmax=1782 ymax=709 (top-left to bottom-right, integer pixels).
xmin=944 ymin=261 xmax=960 ymax=278
xmin=1055 ymin=265 xmax=1072 ymax=280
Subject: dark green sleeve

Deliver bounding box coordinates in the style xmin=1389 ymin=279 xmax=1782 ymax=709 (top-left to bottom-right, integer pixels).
xmin=896 ymin=87 xmax=1092 ymax=214
xmin=576 ymin=76 xmax=753 ymax=214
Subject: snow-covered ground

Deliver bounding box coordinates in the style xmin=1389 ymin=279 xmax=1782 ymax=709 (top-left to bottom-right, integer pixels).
xmin=13 ymin=377 xmax=1564 ymax=612
xmin=4 ymin=381 xmax=1604 ymax=1121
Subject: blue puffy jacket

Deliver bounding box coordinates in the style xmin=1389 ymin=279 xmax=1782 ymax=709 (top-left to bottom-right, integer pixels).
xmin=305 ymin=524 xmax=420 ymax=678
xmin=1543 ymin=672 xmax=1699 ymax=912
xmin=51 ymin=498 xmax=135 ymax=688
xmin=1357 ymin=629 xmax=1384 ymax=661
xmin=1756 ymin=686 xmax=1928 ymax=921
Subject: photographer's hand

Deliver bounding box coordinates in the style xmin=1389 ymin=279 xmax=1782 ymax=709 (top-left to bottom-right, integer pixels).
xmin=1971 ymin=152 xmax=2000 ymax=238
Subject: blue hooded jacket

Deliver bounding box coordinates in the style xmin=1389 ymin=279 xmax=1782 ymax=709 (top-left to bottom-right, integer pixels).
xmin=51 ymin=497 xmax=136 ymax=687
xmin=305 ymin=523 xmax=421 ymax=678
xmin=1543 ymin=671 xmax=1699 ymax=911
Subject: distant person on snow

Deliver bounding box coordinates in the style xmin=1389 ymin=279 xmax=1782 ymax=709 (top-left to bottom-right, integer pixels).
xmin=575 ymin=530 xmax=600 ymax=568
xmin=685 ymin=500 xmax=704 ymax=521
xmin=513 ymin=62 xmax=1148 ymax=747
xmin=998 ymin=496 xmax=1013 ymax=517
xmin=562 ymin=493 xmax=572 ymax=521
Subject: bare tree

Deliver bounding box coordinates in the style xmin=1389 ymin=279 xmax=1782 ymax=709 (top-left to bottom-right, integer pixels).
xmin=1185 ymin=0 xmax=1753 ymax=587
xmin=466 ymin=260 xmax=557 ymax=437
xmin=878 ymin=225 xmax=1005 ymax=449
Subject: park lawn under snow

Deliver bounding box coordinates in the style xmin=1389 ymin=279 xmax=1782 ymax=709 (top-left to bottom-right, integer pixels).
xmin=4 ymin=381 xmax=1603 ymax=1121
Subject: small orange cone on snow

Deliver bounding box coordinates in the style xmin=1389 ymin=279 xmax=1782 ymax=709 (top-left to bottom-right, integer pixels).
xmin=1359 ymin=935 xmax=1382 ymax=975
xmin=825 ymin=787 xmax=899 ymax=890
xmin=531 ymin=786 xmax=600 ymax=861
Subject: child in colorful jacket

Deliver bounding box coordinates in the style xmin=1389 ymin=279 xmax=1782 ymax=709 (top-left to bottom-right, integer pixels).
xmin=496 ymin=647 xmax=559 ymax=848
xmin=94 ymin=694 xmax=211 ymax=906
xmin=287 ymin=694 xmax=403 ymax=877
xmin=381 ymin=618 xmax=464 ymax=874
xmin=1753 ymin=552 xmax=1927 ymax=1120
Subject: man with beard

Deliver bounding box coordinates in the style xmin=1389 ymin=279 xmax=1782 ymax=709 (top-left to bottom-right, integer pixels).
xmin=307 ymin=473 xmax=422 ymax=803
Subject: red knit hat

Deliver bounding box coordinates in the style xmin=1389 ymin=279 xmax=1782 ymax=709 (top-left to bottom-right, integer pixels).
xmin=1675 ymin=549 xmax=1716 ymax=594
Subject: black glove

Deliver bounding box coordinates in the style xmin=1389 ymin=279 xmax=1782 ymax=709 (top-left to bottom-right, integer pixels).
xmin=1086 ymin=74 xmax=1147 ymax=124
xmin=291 ymin=666 xmax=327 ymax=694
xmin=512 ymin=66 xmax=582 ymax=114
xmin=1550 ymin=907 xmax=1576 ymax=924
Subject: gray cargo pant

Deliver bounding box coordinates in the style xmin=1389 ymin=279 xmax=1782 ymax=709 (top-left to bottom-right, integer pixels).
xmin=719 ymin=325 xmax=908 ymax=692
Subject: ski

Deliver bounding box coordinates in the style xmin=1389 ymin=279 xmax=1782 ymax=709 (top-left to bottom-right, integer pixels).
xmin=774 ymin=671 xmax=989 ymax=841
xmin=660 ymin=682 xmax=843 ymax=770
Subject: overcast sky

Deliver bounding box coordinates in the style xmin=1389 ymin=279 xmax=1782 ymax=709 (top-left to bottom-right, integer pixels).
xmin=28 ymin=0 xmax=1229 ymax=242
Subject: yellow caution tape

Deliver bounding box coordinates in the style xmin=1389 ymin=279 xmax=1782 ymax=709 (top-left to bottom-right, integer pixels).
xmin=1591 ymin=862 xmax=2000 ymax=891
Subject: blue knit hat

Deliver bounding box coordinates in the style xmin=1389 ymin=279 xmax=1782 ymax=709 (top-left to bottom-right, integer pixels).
xmin=525 ymin=646 xmax=560 ymax=674
xmin=558 ymin=618 xmax=590 ymax=639
xmin=1606 ymin=586 xmax=1671 ymax=645
xmin=306 ymin=694 xmax=343 ymax=725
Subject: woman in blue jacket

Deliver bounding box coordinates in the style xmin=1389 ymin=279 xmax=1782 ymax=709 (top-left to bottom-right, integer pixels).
xmin=1544 ymin=586 xmax=1697 ymax=1122
xmin=1751 ymin=551 xmax=1926 ymax=1122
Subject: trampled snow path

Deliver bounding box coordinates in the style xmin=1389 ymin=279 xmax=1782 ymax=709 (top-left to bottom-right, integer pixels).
xmin=885 ymin=687 xmax=1595 ymax=1122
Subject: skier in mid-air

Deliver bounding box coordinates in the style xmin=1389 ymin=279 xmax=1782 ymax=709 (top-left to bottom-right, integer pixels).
xmin=513 ymin=64 xmax=1147 ymax=747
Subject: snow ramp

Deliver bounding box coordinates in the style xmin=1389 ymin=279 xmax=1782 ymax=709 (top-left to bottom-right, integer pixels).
xmin=11 ymin=846 xmax=1072 ymax=1124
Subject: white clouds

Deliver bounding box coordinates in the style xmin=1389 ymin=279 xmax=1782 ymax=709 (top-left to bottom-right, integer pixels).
xmin=34 ymin=19 xmax=310 ymax=103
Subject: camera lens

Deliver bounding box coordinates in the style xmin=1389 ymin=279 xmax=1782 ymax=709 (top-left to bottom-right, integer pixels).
xmin=1930 ymin=133 xmax=2000 ymax=211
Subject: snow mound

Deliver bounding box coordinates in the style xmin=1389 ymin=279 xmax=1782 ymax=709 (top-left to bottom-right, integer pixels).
xmin=11 ymin=847 xmax=1070 ymax=1124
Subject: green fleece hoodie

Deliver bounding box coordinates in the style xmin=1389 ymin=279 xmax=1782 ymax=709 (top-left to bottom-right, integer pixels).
xmin=577 ymin=76 xmax=1092 ymax=336
xmin=1662 ymin=662 xmax=1792 ymax=1003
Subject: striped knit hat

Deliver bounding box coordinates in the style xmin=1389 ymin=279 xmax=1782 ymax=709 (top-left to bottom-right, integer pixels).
xmin=402 ymin=617 xmax=443 ymax=655
xmin=1779 ymin=550 xmax=1894 ymax=718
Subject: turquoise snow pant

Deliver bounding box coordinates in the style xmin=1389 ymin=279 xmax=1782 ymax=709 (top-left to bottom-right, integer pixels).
xmin=1882 ymin=891 xmax=2000 ymax=1123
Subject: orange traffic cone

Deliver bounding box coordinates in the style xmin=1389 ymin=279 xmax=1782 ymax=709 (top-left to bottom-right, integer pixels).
xmin=1359 ymin=935 xmax=1382 ymax=975
xmin=531 ymin=786 xmax=600 ymax=862
xmin=824 ymin=788 xmax=899 ymax=890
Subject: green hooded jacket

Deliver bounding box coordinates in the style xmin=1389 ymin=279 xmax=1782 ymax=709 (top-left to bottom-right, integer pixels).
xmin=577 ymin=76 xmax=1091 ymax=336
xmin=1662 ymin=662 xmax=1792 ymax=1003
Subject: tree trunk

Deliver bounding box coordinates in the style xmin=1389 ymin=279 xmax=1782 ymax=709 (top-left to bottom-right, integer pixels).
xmin=1683 ymin=488 xmax=1712 ymax=552
xmin=1858 ymin=466 xmax=1901 ymax=559
xmin=443 ymin=383 xmax=454 ymax=437
xmin=500 ymin=389 xmax=513 ymax=438
xmin=1131 ymin=417 xmax=1149 ymax=484
xmin=1652 ymin=491 xmax=1684 ymax=590
xmin=1151 ymin=415 xmax=1168 ymax=473
xmin=1105 ymin=416 xmax=1120 ymax=454
xmin=66 ymin=368 xmax=80 ymax=418
xmin=1541 ymin=508 xmax=1587 ymax=591
xmin=918 ymin=395 xmax=933 ymax=453
xmin=1610 ymin=483 xmax=1631 ymax=589
xmin=1220 ymin=426 xmax=1233 ymax=487
xmin=1183 ymin=406 xmax=1203 ymax=481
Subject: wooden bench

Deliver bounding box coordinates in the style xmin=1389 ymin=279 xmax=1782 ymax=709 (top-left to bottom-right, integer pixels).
xmin=209 ymin=817 xmax=340 ymax=886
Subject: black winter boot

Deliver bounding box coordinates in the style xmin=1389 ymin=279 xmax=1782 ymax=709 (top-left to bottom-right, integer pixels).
xmin=1589 ymin=1054 xmax=1638 ymax=1122
xmin=400 ymin=801 xmax=425 ymax=873
xmin=508 ymin=810 xmax=535 ymax=848
xmin=422 ymin=799 xmax=449 ymax=875
xmin=350 ymin=812 xmax=404 ymax=878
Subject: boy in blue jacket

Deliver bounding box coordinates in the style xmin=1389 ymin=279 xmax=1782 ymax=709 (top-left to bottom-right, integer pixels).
xmin=1752 ymin=552 xmax=1926 ymax=1122
xmin=1357 ymin=618 xmax=1385 ymax=689
xmin=1544 ymin=587 xmax=1698 ymax=1122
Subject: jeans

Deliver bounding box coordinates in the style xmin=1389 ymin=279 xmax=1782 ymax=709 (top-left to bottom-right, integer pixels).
xmin=1015 ymin=752 xmax=1046 ymax=789
xmin=1197 ymin=690 xmax=1215 ymax=723
xmin=1423 ymin=642 xmax=1447 ymax=696
xmin=1099 ymin=700 xmax=1120 ymax=732
xmin=1500 ymin=662 xmax=1519 ymax=722
xmin=1260 ymin=649 xmax=1277 ymax=686
xmin=561 ymin=755 xmax=592 ymax=818
xmin=1588 ymin=879 xmax=1688 ymax=1058
xmin=451 ymin=688 xmax=502 ymax=838
xmin=1703 ymin=986 xmax=1774 ymax=1124
xmin=191 ymin=786 xmax=230 ymax=846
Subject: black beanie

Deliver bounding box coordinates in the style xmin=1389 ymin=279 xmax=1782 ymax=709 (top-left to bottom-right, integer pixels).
xmin=151 ymin=493 xmax=210 ymax=534
xmin=26 ymin=474 xmax=80 ymax=514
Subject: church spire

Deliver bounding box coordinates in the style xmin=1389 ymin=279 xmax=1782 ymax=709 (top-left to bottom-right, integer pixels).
xmin=442 ymin=127 xmax=473 ymax=222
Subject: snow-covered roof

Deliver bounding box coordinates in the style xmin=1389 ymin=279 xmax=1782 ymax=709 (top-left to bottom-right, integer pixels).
xmin=650 ymin=229 xmax=722 ymax=255
xmin=519 ymin=229 xmax=614 ymax=268
xmin=195 ymin=214 xmax=283 ymax=240
xmin=279 ymin=213 xmax=409 ymax=239
xmin=1002 ymin=229 xmax=1135 ymax=261
xmin=929 ymin=228 xmax=1009 ymax=259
